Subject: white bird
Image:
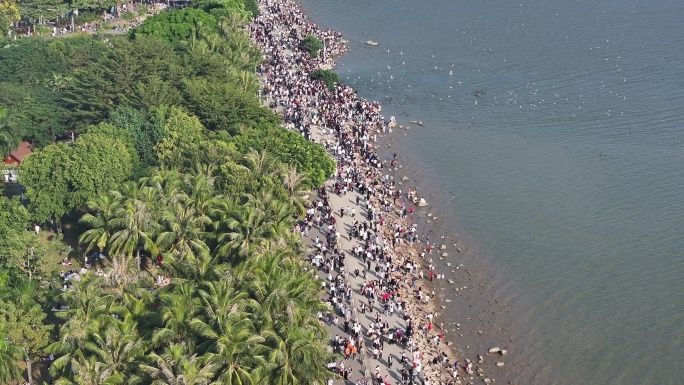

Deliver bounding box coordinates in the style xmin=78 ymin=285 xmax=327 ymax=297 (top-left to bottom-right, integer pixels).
xmin=449 ymin=70 xmax=452 ymax=75
xmin=387 ymin=65 xmax=391 ymax=69
xmin=400 ymin=51 xmax=403 ymax=55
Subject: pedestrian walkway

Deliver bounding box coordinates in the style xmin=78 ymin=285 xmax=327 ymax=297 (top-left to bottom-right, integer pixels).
xmin=303 ymin=125 xmax=453 ymax=385
xmin=310 ymin=179 xmax=450 ymax=385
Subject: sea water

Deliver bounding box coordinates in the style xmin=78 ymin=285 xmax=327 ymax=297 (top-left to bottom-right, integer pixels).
xmin=298 ymin=0 xmax=684 ymax=383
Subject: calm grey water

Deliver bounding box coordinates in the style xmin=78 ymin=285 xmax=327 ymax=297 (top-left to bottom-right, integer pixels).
xmin=298 ymin=0 xmax=684 ymax=383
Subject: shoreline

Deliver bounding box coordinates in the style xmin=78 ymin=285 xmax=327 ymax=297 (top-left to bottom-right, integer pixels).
xmin=248 ymin=1 xmax=514 ymax=384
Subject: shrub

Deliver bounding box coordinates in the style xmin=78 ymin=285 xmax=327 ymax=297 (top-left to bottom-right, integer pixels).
xmin=137 ymin=6 xmax=149 ymax=16
xmin=243 ymin=0 xmax=260 ymax=18
xmin=35 ymin=25 xmax=52 ymax=35
xmin=310 ymin=68 xmax=340 ymax=91
xmin=129 ymin=8 xmax=217 ymax=43
xmin=301 ymin=35 xmax=323 ymax=58
xmin=121 ymin=12 xmax=136 ymax=21
xmin=75 ymin=12 xmax=99 ymax=25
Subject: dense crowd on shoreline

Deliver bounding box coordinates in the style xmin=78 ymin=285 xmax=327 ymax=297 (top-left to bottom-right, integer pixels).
xmin=248 ymin=1 xmax=482 ymax=384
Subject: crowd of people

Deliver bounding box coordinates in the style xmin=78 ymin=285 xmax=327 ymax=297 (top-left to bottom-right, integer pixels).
xmin=250 ymin=1 xmax=465 ymax=384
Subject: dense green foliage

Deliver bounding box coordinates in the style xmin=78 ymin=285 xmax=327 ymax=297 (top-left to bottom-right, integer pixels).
xmin=181 ymin=77 xmax=277 ymax=134
xmin=311 ymin=68 xmax=340 ymax=91
xmin=46 ymin=164 xmax=331 ymax=384
xmin=0 ymin=2 xmax=338 ymax=383
xmin=129 ymin=8 xmax=218 ymax=43
xmin=0 ymin=330 xmax=24 ymax=383
xmin=63 ymin=36 xmax=185 ymax=130
xmin=193 ymin=0 xmax=255 ymax=20
xmin=0 ymin=36 xmax=110 ymax=144
xmin=301 ymin=34 xmax=323 ymax=58
xmin=233 ymin=126 xmax=336 ymax=187
xmin=16 ymin=0 xmax=66 ymax=21
xmin=107 ymin=106 xmax=166 ymax=172
xmin=18 ymin=132 xmax=133 ymax=224
xmin=0 ymin=0 xmax=20 ymax=36
xmin=0 ymin=194 xmax=73 ymax=384
xmin=0 ymin=107 xmax=20 ymax=156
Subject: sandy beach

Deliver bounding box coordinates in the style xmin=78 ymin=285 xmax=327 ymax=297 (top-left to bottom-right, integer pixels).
xmin=248 ymin=1 xmax=514 ymax=383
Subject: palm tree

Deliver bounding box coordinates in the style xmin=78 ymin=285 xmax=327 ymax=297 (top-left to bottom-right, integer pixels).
xmin=183 ymin=172 xmax=220 ymax=217
xmin=262 ymin=325 xmax=329 ymax=385
xmin=188 ymin=279 xmax=268 ymax=385
xmin=49 ymin=277 xmax=114 ymax=381
xmin=0 ymin=333 xmax=23 ymax=384
xmin=107 ymin=254 xmax=145 ymax=291
xmin=79 ymin=191 xmax=122 ymax=254
xmin=67 ymin=353 xmax=125 ymax=385
xmin=245 ymin=255 xmax=326 ymax=330
xmin=151 ymin=282 xmax=200 ymax=348
xmin=165 ymin=251 xmax=221 ymax=285
xmin=109 ymin=182 xmax=161 ymax=271
xmin=205 ymin=33 xmax=224 ymax=53
xmin=197 ymin=280 xmax=258 ymax=326
xmin=142 ymin=168 xmax=184 ymax=206
xmin=218 ymin=13 xmax=249 ymax=37
xmin=190 ymin=40 xmax=211 ymax=56
xmin=262 ymin=198 xmax=296 ymax=242
xmin=214 ymin=202 xmax=269 ymax=260
xmin=49 ymin=73 xmax=74 ymax=92
xmin=242 ymin=150 xmax=279 ymax=179
xmin=157 ymin=203 xmax=212 ymax=263
xmin=192 ymin=315 xmax=265 ymax=385
xmin=226 ymin=68 xmax=259 ymax=94
xmin=248 ymin=241 xmax=297 ymax=268
xmin=139 ymin=343 xmax=216 ymax=385
xmin=112 ymin=290 xmax=155 ymax=334
xmin=281 ymin=165 xmax=310 ymax=216
xmin=87 ymin=316 xmax=146 ymax=380
xmin=226 ymin=34 xmax=261 ymax=70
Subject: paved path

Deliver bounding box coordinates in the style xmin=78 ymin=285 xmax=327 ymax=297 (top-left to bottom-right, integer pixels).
xmin=310 ymin=186 xmax=413 ymax=385
xmin=303 ymin=127 xmax=449 ymax=385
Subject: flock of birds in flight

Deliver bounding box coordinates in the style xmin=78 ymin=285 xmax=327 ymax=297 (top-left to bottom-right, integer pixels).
xmin=338 ymin=35 xmax=631 ymax=124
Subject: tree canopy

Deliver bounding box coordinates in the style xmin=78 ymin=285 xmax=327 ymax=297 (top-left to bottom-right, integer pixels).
xmin=1 ymin=3 xmax=338 ymax=383
xmin=19 ymin=133 xmax=133 ymax=224
xmin=0 ymin=0 xmax=20 ymax=36
xmin=301 ymin=35 xmax=323 ymax=58
xmin=128 ymin=8 xmax=218 ymax=43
